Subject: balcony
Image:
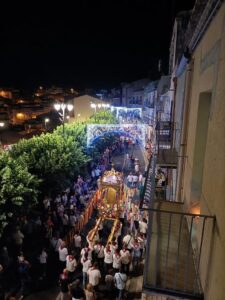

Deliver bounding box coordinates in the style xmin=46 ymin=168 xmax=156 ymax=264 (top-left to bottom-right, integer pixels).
xmin=141 ymin=157 xmax=215 ymax=299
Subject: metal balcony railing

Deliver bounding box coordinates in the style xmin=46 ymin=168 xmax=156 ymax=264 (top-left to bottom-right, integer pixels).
xmin=141 ymin=148 xmax=215 ymax=299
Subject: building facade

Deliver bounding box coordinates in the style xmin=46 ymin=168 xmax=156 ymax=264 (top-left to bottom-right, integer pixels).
xmin=143 ymin=1 xmax=225 ymax=300
xmin=177 ymin=1 xmax=225 ymax=299
xmin=121 ymin=78 xmax=150 ymax=107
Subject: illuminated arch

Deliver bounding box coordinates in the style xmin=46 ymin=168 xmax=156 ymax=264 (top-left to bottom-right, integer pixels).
xmin=87 ymin=124 xmax=146 ymax=147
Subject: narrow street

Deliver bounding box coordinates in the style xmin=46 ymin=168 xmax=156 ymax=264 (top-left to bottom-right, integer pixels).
xmin=26 ymin=144 xmax=147 ymax=300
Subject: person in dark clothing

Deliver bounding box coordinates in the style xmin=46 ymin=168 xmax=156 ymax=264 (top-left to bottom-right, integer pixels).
xmin=69 ymin=279 xmax=85 ymax=300
xmin=59 ymin=269 xmax=69 ymax=299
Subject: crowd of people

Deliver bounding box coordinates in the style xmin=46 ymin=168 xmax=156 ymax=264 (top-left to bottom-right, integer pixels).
xmin=0 ymin=132 xmax=148 ymax=300
xmin=55 ymin=176 xmax=148 ymax=300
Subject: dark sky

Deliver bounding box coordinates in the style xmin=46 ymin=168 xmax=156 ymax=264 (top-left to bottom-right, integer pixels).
xmin=0 ymin=0 xmax=195 ymax=91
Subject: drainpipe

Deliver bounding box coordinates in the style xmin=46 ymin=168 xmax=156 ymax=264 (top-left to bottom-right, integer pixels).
xmin=171 ymin=76 xmax=177 ymax=148
xmin=176 ymin=59 xmax=193 ymax=202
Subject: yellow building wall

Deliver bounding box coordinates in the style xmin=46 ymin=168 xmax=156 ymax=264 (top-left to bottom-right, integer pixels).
xmin=182 ymin=4 xmax=225 ymax=299
xmin=73 ymin=95 xmax=109 ymax=121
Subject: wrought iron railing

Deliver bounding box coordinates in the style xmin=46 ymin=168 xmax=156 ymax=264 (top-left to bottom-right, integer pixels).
xmin=142 ymin=206 xmax=215 ymax=299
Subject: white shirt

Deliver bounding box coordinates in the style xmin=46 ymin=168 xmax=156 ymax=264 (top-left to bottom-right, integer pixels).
xmin=94 ymin=245 xmax=104 ymax=258
xmin=113 ymin=254 xmax=121 ymax=269
xmin=74 ymin=235 xmax=82 ymax=248
xmin=81 ymin=247 xmax=93 ymax=260
xmin=104 ymin=249 xmax=113 ymax=264
xmin=51 ymin=238 xmax=62 ymax=252
xmin=39 ymin=251 xmax=47 ymax=264
xmin=59 ymin=247 xmax=68 ymax=262
xmin=70 ymin=215 xmax=77 ymax=227
xmin=114 ymin=272 xmax=127 ymax=290
xmin=139 ymin=221 xmax=148 ymax=234
xmin=66 ymin=256 xmax=77 ymax=272
xmin=123 ymin=235 xmax=134 ymax=249
xmin=81 ymin=257 xmax=92 ymax=273
xmin=120 ymin=249 xmax=130 ymax=265
xmin=137 ymin=236 xmax=145 ymax=249
xmin=133 ymin=175 xmax=138 ymax=182
xmin=127 ymin=175 xmax=133 ymax=183
xmin=87 ymin=268 xmax=101 ymax=286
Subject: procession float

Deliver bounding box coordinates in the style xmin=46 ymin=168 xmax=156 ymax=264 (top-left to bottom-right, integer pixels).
xmin=87 ymin=164 xmax=124 ymax=246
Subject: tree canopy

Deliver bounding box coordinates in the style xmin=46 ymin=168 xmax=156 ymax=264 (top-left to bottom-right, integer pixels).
xmin=0 ymin=109 xmax=117 ymax=236
xmin=0 ymin=152 xmax=40 ymax=235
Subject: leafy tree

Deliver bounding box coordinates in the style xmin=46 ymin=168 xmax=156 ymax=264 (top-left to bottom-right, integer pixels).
xmin=10 ymin=133 xmax=88 ymax=195
xmin=0 ymin=152 xmax=40 ymax=235
xmin=87 ymin=110 xmax=118 ymax=124
xmin=53 ymin=122 xmax=87 ymax=148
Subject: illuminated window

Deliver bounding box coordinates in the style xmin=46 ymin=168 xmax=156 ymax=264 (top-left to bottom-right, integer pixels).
xmin=16 ymin=113 xmax=25 ymax=120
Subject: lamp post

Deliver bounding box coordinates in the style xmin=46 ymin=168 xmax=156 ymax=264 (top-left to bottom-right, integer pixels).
xmin=44 ymin=118 xmax=50 ymax=131
xmin=54 ymin=103 xmax=73 ymax=136
xmin=0 ymin=122 xmax=5 ymax=149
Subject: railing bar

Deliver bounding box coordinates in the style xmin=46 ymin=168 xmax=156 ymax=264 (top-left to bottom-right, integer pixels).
xmin=143 ymin=210 xmax=154 ymax=285
xmin=193 ymin=217 xmax=206 ymax=293
xmin=173 ymin=215 xmax=183 ymax=290
xmin=197 ymin=217 xmax=206 ymax=271
xmin=140 ymin=207 xmax=215 ymax=219
xmin=154 ymin=212 xmax=160 ymax=286
xmin=184 ymin=216 xmax=194 ymax=291
xmin=163 ymin=212 xmax=172 ymax=288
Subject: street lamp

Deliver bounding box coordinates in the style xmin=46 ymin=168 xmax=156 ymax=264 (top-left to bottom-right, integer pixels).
xmin=44 ymin=118 xmax=50 ymax=131
xmin=90 ymin=103 xmax=97 ymax=113
xmin=0 ymin=122 xmax=5 ymax=149
xmin=97 ymin=103 xmax=102 ymax=109
xmin=54 ymin=103 xmax=73 ymax=135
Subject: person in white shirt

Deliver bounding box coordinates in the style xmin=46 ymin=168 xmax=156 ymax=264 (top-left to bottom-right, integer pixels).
xmin=81 ymin=252 xmax=92 ymax=288
xmin=138 ymin=173 xmax=143 ymax=187
xmin=127 ymin=172 xmax=134 ymax=188
xmin=114 ymin=268 xmax=127 ymax=300
xmin=38 ymin=248 xmax=47 ymax=278
xmin=81 ymin=244 xmax=93 ymax=261
xmin=74 ymin=232 xmax=82 ymax=251
xmin=69 ymin=213 xmax=77 ymax=228
xmin=66 ymin=251 xmax=77 ymax=281
xmin=139 ymin=218 xmax=148 ymax=236
xmin=120 ymin=246 xmax=131 ymax=274
xmin=58 ymin=242 xmax=68 ymax=272
xmin=109 ymin=238 xmax=118 ymax=254
xmin=51 ymin=236 xmax=63 ymax=253
xmin=122 ymin=231 xmax=134 ymax=250
xmin=104 ymin=245 xmax=113 ymax=274
xmin=93 ymin=242 xmax=104 ymax=270
xmin=133 ymin=174 xmax=138 ymax=188
xmin=137 ymin=233 xmax=146 ymax=258
xmin=87 ymin=262 xmax=101 ymax=289
xmin=113 ymin=249 xmax=121 ymax=271
xmin=128 ymin=209 xmax=135 ymax=232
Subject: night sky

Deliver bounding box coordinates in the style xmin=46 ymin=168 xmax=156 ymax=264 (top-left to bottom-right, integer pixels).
xmin=0 ymin=0 xmax=195 ymax=91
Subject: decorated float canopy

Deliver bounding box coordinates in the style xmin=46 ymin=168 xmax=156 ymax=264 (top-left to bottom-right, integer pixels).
xmin=87 ymin=123 xmax=146 ymax=147
xmin=87 ymin=166 xmax=124 ymax=246
xmin=98 ymin=165 xmax=123 ymax=219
